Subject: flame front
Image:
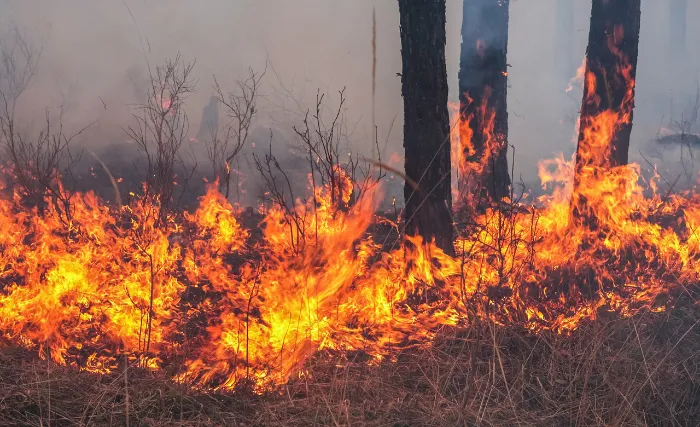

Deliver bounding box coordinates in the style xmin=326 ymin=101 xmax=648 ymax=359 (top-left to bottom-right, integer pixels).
xmin=0 ymin=49 xmax=694 ymax=393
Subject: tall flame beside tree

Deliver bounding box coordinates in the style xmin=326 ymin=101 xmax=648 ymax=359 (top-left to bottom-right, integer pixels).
xmin=458 ymin=0 xmax=511 ymax=209
xmin=1 ymin=2 xmax=700 ymax=407
xmin=571 ymin=0 xmax=642 ymax=228
xmin=397 ymin=0 xmax=454 ymax=254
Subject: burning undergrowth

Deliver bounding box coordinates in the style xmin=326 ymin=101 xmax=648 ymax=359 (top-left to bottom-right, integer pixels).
xmin=0 ymin=48 xmax=697 ymax=420
xmin=0 ymin=148 xmax=697 ymax=394
xmin=1 ymin=306 xmax=698 ymax=426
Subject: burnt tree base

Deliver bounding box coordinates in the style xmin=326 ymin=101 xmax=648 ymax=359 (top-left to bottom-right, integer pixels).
xmin=398 ymin=0 xmax=454 ymax=254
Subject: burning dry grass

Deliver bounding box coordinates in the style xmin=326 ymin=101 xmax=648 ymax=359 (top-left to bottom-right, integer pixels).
xmin=0 ymin=304 xmax=698 ymax=426
xmin=0 ymin=110 xmax=699 ymax=423
xmin=0 ymin=155 xmax=698 ymax=392
xmin=0 ymin=36 xmax=698 ymax=425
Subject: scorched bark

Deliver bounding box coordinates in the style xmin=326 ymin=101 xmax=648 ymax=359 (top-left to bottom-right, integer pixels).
xmin=459 ymin=0 xmax=511 ymax=207
xmin=571 ymin=0 xmax=641 ymax=229
xmin=398 ymin=0 xmax=454 ymax=254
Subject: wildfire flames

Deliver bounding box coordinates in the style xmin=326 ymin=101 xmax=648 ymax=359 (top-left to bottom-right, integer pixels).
xmin=0 ymin=53 xmax=696 ymax=394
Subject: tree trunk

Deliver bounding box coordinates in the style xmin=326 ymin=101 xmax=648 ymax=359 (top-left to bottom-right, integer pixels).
xmin=458 ymin=0 xmax=511 ymax=208
xmin=556 ymin=0 xmax=576 ymax=79
xmin=398 ymin=0 xmax=454 ymax=254
xmin=571 ymin=0 xmax=641 ymax=226
xmin=669 ymin=0 xmax=687 ymax=59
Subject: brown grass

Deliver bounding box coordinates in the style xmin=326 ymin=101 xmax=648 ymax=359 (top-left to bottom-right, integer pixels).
xmin=0 ymin=301 xmax=698 ymax=426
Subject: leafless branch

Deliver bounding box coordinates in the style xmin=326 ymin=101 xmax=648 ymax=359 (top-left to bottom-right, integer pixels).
xmin=124 ymin=54 xmax=197 ymax=226
xmin=0 ymin=25 xmax=90 ymax=223
xmin=207 ymin=67 xmax=265 ymax=199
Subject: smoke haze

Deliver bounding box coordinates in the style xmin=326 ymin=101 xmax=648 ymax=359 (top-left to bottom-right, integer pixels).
xmin=1 ymin=0 xmax=699 ymax=199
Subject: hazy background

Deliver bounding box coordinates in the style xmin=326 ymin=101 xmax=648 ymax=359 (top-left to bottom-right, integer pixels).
xmin=1 ymin=0 xmax=698 ymax=202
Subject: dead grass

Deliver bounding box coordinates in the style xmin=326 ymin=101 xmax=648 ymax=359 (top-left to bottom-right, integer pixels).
xmin=0 ymin=301 xmax=698 ymax=426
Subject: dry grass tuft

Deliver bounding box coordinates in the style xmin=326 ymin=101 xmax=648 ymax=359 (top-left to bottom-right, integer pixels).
xmin=1 ymin=303 xmax=699 ymax=426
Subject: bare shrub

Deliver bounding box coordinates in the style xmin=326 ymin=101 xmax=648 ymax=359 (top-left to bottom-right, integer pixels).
xmin=254 ymin=132 xmax=308 ymax=251
xmin=293 ymin=89 xmax=383 ymax=210
xmin=125 ymin=54 xmax=197 ymax=225
xmin=0 ymin=25 xmax=87 ymax=222
xmin=206 ymin=68 xmax=264 ymax=200
xmin=254 ymin=89 xmax=385 ymax=252
xmin=0 ymin=24 xmax=40 ymax=104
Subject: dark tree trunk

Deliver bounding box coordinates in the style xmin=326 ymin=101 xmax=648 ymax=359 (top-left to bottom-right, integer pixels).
xmin=556 ymin=0 xmax=576 ymax=79
xmin=458 ymin=0 xmax=511 ymax=207
xmin=669 ymin=0 xmax=687 ymax=59
xmin=571 ymin=0 xmax=641 ymax=225
xmin=398 ymin=0 xmax=454 ymax=254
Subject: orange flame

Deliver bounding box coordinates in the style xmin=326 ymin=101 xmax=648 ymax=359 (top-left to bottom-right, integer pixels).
xmin=0 ymin=46 xmax=691 ymax=394
xmin=566 ymin=58 xmax=587 ymax=93
xmin=450 ymin=88 xmax=501 ymax=207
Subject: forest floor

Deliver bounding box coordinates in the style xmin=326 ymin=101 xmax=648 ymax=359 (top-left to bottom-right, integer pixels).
xmin=1 ymin=300 xmax=699 ymax=427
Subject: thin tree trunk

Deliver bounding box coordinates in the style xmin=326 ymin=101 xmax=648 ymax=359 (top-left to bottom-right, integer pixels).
xmin=398 ymin=0 xmax=454 ymax=254
xmin=458 ymin=0 xmax=511 ymax=208
xmin=571 ymin=0 xmax=642 ymax=226
xmin=669 ymin=0 xmax=687 ymax=60
xmin=556 ymin=0 xmax=576 ymax=79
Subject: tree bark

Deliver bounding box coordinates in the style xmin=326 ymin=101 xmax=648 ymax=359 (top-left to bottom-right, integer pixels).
xmin=398 ymin=0 xmax=454 ymax=254
xmin=458 ymin=0 xmax=511 ymax=207
xmin=669 ymin=0 xmax=687 ymax=60
xmin=571 ymin=0 xmax=641 ymax=225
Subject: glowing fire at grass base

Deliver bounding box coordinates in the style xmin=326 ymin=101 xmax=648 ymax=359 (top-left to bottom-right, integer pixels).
xmin=0 ymin=149 xmax=696 ymax=392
